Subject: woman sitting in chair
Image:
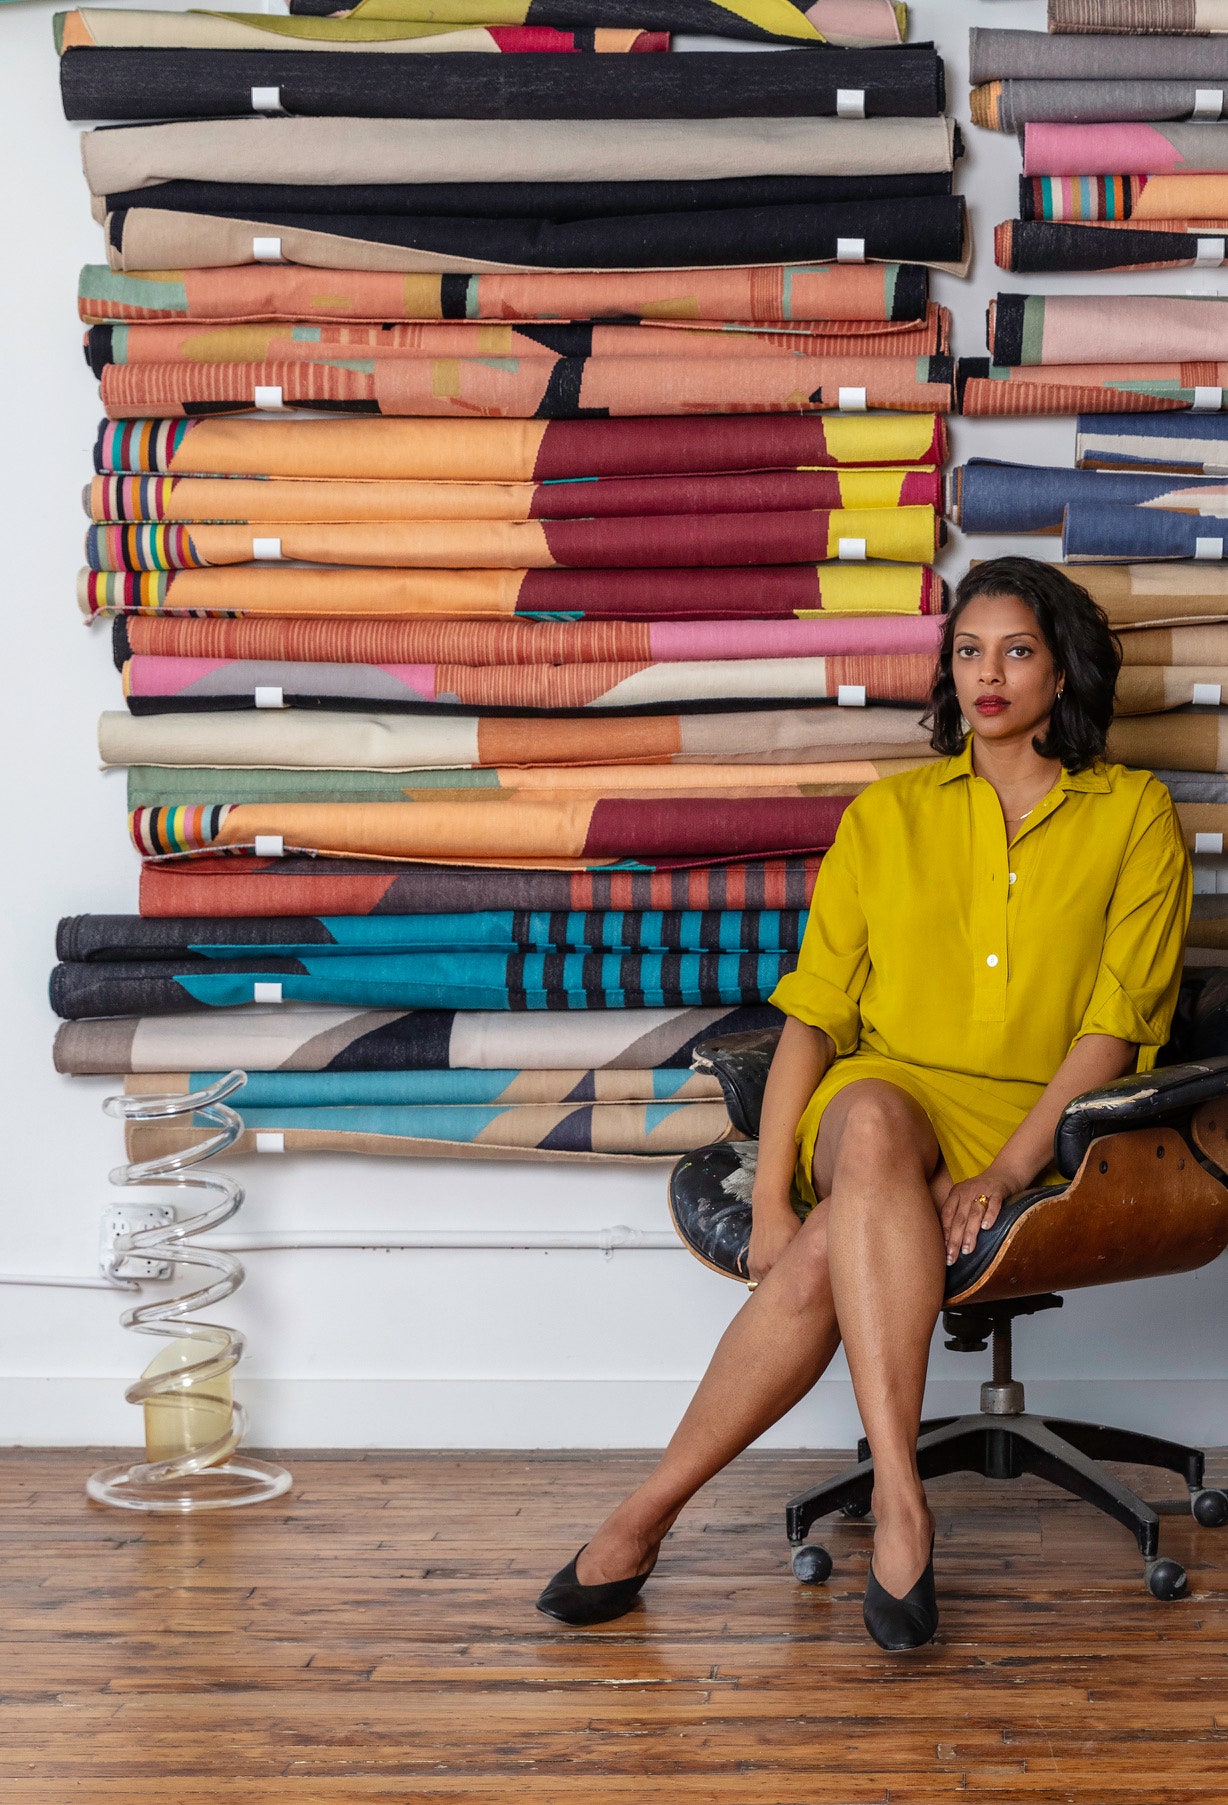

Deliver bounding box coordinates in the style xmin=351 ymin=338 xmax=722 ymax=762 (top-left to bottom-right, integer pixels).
xmin=537 ymin=555 xmax=1192 ymax=1650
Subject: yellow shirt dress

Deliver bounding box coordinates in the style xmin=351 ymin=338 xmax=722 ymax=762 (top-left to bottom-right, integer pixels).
xmin=769 ymin=736 xmax=1193 ymax=1204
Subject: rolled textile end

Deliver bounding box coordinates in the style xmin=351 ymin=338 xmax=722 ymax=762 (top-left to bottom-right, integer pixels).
xmin=969 ymin=82 xmax=1003 ymax=131
xmin=994 ymin=220 xmax=1018 ymax=271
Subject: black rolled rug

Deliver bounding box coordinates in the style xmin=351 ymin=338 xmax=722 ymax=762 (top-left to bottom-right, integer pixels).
xmin=60 ymin=45 xmax=946 ymax=123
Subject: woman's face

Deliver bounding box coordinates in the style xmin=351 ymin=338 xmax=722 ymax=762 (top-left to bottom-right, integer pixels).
xmin=950 ymin=591 xmax=1061 ymax=747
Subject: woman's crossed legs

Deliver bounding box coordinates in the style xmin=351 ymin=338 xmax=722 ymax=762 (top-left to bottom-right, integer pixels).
xmin=573 ymin=1078 xmax=952 ymax=1600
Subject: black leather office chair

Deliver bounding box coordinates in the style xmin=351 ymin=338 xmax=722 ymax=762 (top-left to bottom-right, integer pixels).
xmin=668 ymin=971 xmax=1228 ymax=1600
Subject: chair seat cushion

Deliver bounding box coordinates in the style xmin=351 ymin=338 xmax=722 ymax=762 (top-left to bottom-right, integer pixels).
xmin=668 ymin=1136 xmax=1068 ymax=1298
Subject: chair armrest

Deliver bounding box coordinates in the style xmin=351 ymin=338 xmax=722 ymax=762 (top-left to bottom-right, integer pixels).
xmin=1054 ymin=1056 xmax=1228 ymax=1180
xmin=691 ymin=1027 xmax=783 ymax=1137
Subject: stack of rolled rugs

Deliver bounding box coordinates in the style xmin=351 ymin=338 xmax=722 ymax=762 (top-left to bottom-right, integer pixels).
xmin=950 ymin=414 xmax=1228 ymax=971
xmin=52 ymin=0 xmax=963 ymax=1166
xmin=968 ymin=17 xmax=1228 ymax=274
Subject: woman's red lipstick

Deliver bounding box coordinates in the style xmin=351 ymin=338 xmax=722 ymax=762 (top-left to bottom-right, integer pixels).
xmin=975 ymin=696 xmax=1008 ymax=715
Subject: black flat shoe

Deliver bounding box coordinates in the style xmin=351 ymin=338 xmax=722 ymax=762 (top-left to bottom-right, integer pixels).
xmin=862 ymin=1536 xmax=937 ymax=1651
xmin=535 ymin=1545 xmax=656 ymax=1626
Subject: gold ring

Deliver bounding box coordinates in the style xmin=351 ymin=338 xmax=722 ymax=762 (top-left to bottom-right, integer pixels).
xmin=746 ymin=1280 xmax=759 ymax=1292
xmin=974 ymin=1193 xmax=990 ymax=1207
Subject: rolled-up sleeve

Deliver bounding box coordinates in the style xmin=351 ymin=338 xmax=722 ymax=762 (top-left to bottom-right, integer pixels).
xmin=769 ymin=814 xmax=868 ymax=1057
xmin=1074 ymin=790 xmax=1192 ymax=1069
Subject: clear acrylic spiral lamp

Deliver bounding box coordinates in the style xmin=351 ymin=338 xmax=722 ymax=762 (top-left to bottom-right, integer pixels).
xmin=86 ymin=1071 xmax=292 ymax=1512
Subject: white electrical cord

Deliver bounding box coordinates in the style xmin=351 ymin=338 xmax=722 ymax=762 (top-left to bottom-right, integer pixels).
xmin=206 ymin=1227 xmax=680 ymax=1253
xmin=0 ymin=1225 xmax=682 ymax=1289
xmin=0 ymin=1272 xmax=138 ymax=1291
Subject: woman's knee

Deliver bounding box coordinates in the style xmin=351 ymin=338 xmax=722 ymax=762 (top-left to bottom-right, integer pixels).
xmin=814 ymin=1081 xmax=938 ymax=1198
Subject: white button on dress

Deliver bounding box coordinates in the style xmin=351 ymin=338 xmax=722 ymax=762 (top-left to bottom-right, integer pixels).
xmin=986 ymin=954 xmax=999 ymax=968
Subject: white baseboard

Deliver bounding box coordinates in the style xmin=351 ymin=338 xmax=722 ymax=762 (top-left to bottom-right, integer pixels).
xmin=3 ymin=1376 xmax=1227 ymax=1450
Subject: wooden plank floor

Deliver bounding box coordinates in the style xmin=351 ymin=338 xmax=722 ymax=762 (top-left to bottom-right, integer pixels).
xmin=2 ymin=1447 xmax=1227 ymax=1803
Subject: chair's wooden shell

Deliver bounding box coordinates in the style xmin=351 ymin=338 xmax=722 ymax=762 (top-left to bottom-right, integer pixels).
xmin=945 ymin=1116 xmax=1228 ymax=1307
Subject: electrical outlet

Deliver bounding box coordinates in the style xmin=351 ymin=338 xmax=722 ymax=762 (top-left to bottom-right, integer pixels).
xmin=99 ymin=1204 xmax=176 ymax=1281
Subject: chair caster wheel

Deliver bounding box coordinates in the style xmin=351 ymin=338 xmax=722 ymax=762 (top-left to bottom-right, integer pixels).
xmin=1192 ymin=1487 xmax=1228 ymax=1528
xmin=840 ymin=1500 xmax=872 ymax=1519
xmin=791 ymin=1544 xmax=833 ymax=1585
xmin=1145 ymin=1557 xmax=1188 ymax=1601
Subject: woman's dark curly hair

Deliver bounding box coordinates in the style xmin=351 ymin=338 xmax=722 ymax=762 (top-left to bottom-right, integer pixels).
xmin=924 ymin=557 xmax=1121 ymax=773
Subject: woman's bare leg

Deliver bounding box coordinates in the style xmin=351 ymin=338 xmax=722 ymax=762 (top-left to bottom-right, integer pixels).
xmin=815 ymin=1081 xmax=948 ymax=1597
xmin=577 ymin=1080 xmax=946 ymax=1586
xmin=575 ymin=1195 xmax=841 ymax=1583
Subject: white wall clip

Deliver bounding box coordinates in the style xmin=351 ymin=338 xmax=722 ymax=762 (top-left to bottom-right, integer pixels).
xmin=255 ymin=1133 xmax=286 ymax=1154
xmin=837 ymin=684 xmax=867 ymax=707
xmin=836 ymin=237 xmax=866 ymax=264
xmin=1194 ymin=537 xmax=1225 ymax=559
xmin=254 ymin=835 xmax=285 ymax=858
xmin=837 ymin=537 xmax=867 ymax=561
xmin=251 ymin=85 xmax=282 ymax=112
xmin=1196 ymin=237 xmax=1227 ymax=267
xmin=837 ymin=386 xmax=867 ymax=411
xmin=252 ymin=237 xmax=283 ymax=263
xmin=253 ymin=385 xmax=284 ymax=409
xmin=1192 ymin=682 xmax=1223 ymax=705
xmin=253 ymin=982 xmax=284 ymax=1004
xmin=252 ymin=537 xmax=283 ymax=561
xmin=254 ymin=686 xmax=285 ymax=709
xmin=836 ymin=87 xmax=866 ymax=118
xmin=1192 ymin=386 xmax=1223 ymax=412
xmin=1195 ymin=832 xmax=1225 ymax=855
xmin=1193 ymin=88 xmax=1224 ymax=119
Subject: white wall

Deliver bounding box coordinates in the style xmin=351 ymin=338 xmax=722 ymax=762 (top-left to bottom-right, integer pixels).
xmin=2 ymin=0 xmax=1226 ymax=1451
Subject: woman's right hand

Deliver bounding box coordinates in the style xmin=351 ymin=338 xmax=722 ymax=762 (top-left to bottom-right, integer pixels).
xmin=747 ymin=1198 xmax=802 ymax=1284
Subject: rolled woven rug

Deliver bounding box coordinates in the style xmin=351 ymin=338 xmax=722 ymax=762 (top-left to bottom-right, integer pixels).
xmin=973 ymin=79 xmax=1228 ymax=131
xmin=279 ymin=0 xmax=904 ymax=45
xmin=949 ymin=459 xmax=1228 ymax=534
xmin=995 ymin=218 xmax=1228 ymax=273
xmin=97 ymin=353 xmax=957 ymax=420
xmin=1077 ymin=410 xmax=1228 ymax=472
xmin=97 ymin=703 xmax=938 ymax=770
xmin=49 ymin=949 xmax=802 ymax=1017
xmin=91 ymin=412 xmax=948 ymax=479
xmin=125 ymin=791 xmax=855 ymax=863
xmin=80 ymin=117 xmax=956 ymax=199
xmin=111 ymin=610 xmax=946 ymax=666
xmin=972 ymin=24 xmax=1228 ymax=78
xmin=1023 ymin=120 xmax=1228 ymax=174
xmin=989 ymin=292 xmax=1228 ymax=364
xmin=56 ymin=10 xmax=672 ymax=52
xmin=60 ymin=44 xmax=946 ymax=123
xmin=84 ymin=313 xmax=953 ymax=369
xmin=131 ymin=857 xmax=826 ymax=919
xmin=85 ymin=506 xmax=943 ymax=572
xmin=80 ymin=562 xmax=947 ymax=622
xmin=1063 ymin=500 xmax=1228 ymax=559
xmin=958 ymin=356 xmax=1228 ymax=415
xmin=1020 ymin=171 xmax=1228 ymax=222
xmin=56 ymin=909 xmax=811 ymax=960
xmin=52 ymin=998 xmax=786 ymax=1073
xmin=85 ymin=466 xmax=945 ymax=527
xmin=118 ymin=651 xmax=939 ymax=714
xmin=119 ymin=1100 xmax=735 ymax=1162
xmin=100 ymin=198 xmax=969 ymax=276
xmin=1047 ymin=0 xmax=1228 ymax=31
xmin=122 ymin=757 xmax=924 ymax=808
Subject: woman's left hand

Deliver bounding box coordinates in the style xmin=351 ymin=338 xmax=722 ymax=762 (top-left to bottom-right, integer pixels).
xmin=940 ymin=1170 xmax=1019 ymax=1267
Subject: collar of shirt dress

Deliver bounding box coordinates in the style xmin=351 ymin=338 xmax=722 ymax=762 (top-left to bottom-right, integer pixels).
xmin=936 ymin=735 xmax=1111 ymax=1023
